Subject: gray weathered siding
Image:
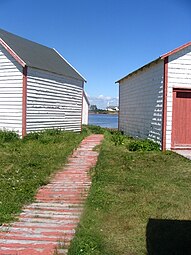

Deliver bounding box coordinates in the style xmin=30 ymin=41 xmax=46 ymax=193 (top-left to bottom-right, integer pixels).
xmin=26 ymin=68 xmax=83 ymax=133
xmin=119 ymin=60 xmax=164 ymax=145
xmin=0 ymin=45 xmax=23 ymax=134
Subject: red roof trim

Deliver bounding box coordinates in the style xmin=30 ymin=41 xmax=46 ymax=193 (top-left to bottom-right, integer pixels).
xmin=0 ymin=38 xmax=26 ymax=67
xmin=161 ymin=41 xmax=191 ymax=59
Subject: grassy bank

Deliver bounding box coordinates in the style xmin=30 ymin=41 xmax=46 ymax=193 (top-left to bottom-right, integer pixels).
xmin=68 ymin=131 xmax=191 ymax=255
xmin=0 ymin=129 xmax=86 ymax=224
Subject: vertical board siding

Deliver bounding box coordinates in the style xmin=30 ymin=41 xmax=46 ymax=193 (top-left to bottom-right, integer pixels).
xmin=0 ymin=45 xmax=23 ymax=134
xmin=119 ymin=61 xmax=164 ymax=145
xmin=166 ymin=45 xmax=191 ymax=149
xmin=27 ymin=68 xmax=83 ymax=133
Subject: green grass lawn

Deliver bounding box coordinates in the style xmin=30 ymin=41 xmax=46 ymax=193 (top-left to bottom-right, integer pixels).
xmin=0 ymin=129 xmax=87 ymax=224
xmin=1 ymin=127 xmax=191 ymax=254
xmin=68 ymin=130 xmax=191 ymax=255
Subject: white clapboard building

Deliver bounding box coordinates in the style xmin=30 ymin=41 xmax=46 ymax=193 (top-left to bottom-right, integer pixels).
xmin=0 ymin=28 xmax=87 ymax=137
xmin=82 ymin=92 xmax=90 ymax=125
xmin=116 ymin=42 xmax=191 ymax=150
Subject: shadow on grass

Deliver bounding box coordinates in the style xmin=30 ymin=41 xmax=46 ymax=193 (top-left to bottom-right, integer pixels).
xmin=146 ymin=218 xmax=191 ymax=255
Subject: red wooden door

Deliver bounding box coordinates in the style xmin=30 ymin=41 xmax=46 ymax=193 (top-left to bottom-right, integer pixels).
xmin=172 ymin=89 xmax=191 ymax=149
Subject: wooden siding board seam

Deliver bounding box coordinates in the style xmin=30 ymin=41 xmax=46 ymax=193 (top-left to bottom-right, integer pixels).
xmin=27 ymin=77 xmax=83 ymax=89
xmin=0 ymin=45 xmax=23 ymax=134
xmin=28 ymin=66 xmax=85 ymax=84
xmin=28 ymin=68 xmax=83 ymax=88
xmin=27 ymin=86 xmax=81 ymax=94
xmin=26 ymin=68 xmax=83 ymax=133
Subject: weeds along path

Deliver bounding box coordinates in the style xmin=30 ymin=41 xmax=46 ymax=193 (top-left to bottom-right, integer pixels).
xmin=0 ymin=134 xmax=104 ymax=255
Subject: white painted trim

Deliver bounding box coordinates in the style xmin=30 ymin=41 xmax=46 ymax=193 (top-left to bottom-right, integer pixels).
xmin=83 ymin=91 xmax=90 ymax=105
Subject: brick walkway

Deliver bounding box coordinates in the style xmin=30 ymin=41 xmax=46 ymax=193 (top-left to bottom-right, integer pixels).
xmin=0 ymin=134 xmax=104 ymax=255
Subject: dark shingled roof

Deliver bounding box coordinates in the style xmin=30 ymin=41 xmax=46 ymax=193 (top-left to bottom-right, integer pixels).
xmin=0 ymin=28 xmax=86 ymax=81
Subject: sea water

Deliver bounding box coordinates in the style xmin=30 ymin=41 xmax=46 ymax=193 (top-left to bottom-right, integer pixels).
xmin=88 ymin=114 xmax=118 ymax=129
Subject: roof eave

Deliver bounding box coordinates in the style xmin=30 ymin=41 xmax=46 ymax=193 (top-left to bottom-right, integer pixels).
xmin=116 ymin=57 xmax=161 ymax=83
xmin=161 ymin=41 xmax=191 ymax=59
xmin=27 ymin=65 xmax=87 ymax=83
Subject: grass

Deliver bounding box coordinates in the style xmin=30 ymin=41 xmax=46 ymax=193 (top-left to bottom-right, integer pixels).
xmin=68 ymin=130 xmax=191 ymax=255
xmin=1 ymin=126 xmax=191 ymax=254
xmin=0 ymin=128 xmax=87 ymax=224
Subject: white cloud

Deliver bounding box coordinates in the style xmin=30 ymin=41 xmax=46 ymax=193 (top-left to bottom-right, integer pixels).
xmin=97 ymin=95 xmax=112 ymax=100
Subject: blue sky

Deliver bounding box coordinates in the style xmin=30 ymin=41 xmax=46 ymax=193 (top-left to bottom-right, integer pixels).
xmin=1 ymin=0 xmax=191 ymax=108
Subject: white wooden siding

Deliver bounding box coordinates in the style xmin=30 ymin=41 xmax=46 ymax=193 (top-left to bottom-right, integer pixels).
xmin=119 ymin=61 xmax=164 ymax=145
xmin=82 ymin=95 xmax=89 ymax=125
xmin=27 ymin=68 xmax=83 ymax=133
xmin=0 ymin=45 xmax=23 ymax=135
xmin=166 ymin=45 xmax=191 ymax=149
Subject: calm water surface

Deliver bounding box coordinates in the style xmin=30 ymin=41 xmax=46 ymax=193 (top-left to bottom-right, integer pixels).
xmin=88 ymin=113 xmax=118 ymax=129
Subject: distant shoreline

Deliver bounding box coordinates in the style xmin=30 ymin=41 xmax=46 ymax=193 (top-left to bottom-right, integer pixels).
xmin=89 ymin=111 xmax=118 ymax=115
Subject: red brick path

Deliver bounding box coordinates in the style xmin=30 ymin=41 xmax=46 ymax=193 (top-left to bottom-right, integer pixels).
xmin=0 ymin=134 xmax=104 ymax=255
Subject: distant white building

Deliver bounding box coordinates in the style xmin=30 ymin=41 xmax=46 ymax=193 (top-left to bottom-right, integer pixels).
xmin=106 ymin=106 xmax=119 ymax=112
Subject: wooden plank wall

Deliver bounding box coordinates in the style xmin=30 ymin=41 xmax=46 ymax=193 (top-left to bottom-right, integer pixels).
xmin=0 ymin=45 xmax=23 ymax=135
xmin=26 ymin=68 xmax=83 ymax=133
xmin=119 ymin=61 xmax=164 ymax=145
xmin=166 ymin=45 xmax=191 ymax=149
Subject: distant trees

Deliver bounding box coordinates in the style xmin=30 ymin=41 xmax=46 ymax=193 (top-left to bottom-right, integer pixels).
xmin=89 ymin=105 xmax=108 ymax=114
xmin=90 ymin=105 xmax=98 ymax=111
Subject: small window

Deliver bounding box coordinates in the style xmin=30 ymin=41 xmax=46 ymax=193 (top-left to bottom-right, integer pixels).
xmin=176 ymin=92 xmax=191 ymax=98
